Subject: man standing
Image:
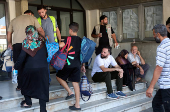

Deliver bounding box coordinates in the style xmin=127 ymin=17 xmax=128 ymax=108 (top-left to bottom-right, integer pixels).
xmin=127 ymin=46 xmax=149 ymax=83
xmin=37 ymin=5 xmax=62 ymax=84
xmin=91 ymin=15 xmax=118 ymax=55
xmin=91 ymin=46 xmax=126 ymax=99
xmin=146 ymin=24 xmax=170 ymax=112
xmin=0 ymin=96 xmax=2 ymax=100
xmin=7 ymin=10 xmax=45 ymax=91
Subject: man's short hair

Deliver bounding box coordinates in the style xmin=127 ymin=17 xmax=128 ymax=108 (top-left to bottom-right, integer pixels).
xmin=24 ymin=10 xmax=34 ymax=15
xmin=102 ymin=46 xmax=111 ymax=54
xmin=100 ymin=15 xmax=107 ymax=22
xmin=69 ymin=22 xmax=79 ymax=32
xmin=153 ymin=24 xmax=167 ymax=37
xmin=37 ymin=5 xmax=46 ymax=11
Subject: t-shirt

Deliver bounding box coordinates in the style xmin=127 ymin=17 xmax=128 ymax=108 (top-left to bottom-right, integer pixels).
xmin=41 ymin=16 xmax=58 ymax=43
xmin=156 ymin=38 xmax=170 ymax=89
xmin=64 ymin=36 xmax=82 ymax=68
xmin=91 ymin=54 xmax=118 ymax=77
xmin=127 ymin=52 xmax=141 ymax=65
xmin=8 ymin=14 xmax=41 ymax=45
xmin=91 ymin=25 xmax=114 ymax=47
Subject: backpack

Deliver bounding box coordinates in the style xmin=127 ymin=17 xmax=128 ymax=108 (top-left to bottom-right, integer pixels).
xmin=80 ymin=73 xmax=93 ymax=101
xmin=45 ymin=37 xmax=59 ymax=63
xmin=80 ymin=36 xmax=96 ymax=66
xmin=50 ymin=37 xmax=71 ymax=70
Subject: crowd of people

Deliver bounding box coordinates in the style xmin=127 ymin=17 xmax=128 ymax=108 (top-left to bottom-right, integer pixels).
xmin=0 ymin=4 xmax=170 ymax=112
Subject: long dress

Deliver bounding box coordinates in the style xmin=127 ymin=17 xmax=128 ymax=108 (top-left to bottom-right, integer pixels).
xmin=14 ymin=45 xmax=49 ymax=101
xmin=116 ymin=57 xmax=134 ymax=90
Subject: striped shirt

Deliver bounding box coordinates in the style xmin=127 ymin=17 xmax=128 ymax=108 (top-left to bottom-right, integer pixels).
xmin=156 ymin=38 xmax=170 ymax=89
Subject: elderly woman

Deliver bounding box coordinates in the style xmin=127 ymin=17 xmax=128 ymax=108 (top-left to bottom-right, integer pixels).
xmin=116 ymin=49 xmax=134 ymax=91
xmin=14 ymin=25 xmax=49 ymax=112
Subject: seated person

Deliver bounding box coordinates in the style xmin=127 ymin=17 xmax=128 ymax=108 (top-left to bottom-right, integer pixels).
xmin=116 ymin=49 xmax=134 ymax=91
xmin=91 ymin=46 xmax=126 ymax=99
xmin=127 ymin=46 xmax=150 ymax=83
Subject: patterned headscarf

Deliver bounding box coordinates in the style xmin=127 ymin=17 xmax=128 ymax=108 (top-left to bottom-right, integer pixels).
xmin=23 ymin=25 xmax=41 ymax=50
xmin=22 ymin=25 xmax=44 ymax=57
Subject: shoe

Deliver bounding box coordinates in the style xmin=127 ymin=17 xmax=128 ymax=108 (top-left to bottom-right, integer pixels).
xmin=20 ymin=100 xmax=26 ymax=106
xmin=116 ymin=91 xmax=127 ymax=97
xmin=107 ymin=93 xmax=119 ymax=99
xmin=128 ymin=84 xmax=133 ymax=91
xmin=65 ymin=94 xmax=74 ymax=100
xmin=16 ymin=88 xmax=21 ymax=91
xmin=69 ymin=105 xmax=81 ymax=110
xmin=0 ymin=96 xmax=2 ymax=100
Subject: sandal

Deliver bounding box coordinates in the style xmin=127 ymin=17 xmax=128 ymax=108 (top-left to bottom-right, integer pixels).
xmin=69 ymin=105 xmax=81 ymax=110
xmin=21 ymin=103 xmax=32 ymax=108
xmin=20 ymin=100 xmax=26 ymax=106
xmin=16 ymin=88 xmax=21 ymax=91
xmin=65 ymin=94 xmax=74 ymax=100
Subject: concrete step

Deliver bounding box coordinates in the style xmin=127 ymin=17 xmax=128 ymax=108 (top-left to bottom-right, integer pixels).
xmin=140 ymin=107 xmax=153 ymax=112
xmin=102 ymin=98 xmax=153 ymax=112
xmin=1 ymin=83 xmax=146 ymax=112
xmin=0 ymin=79 xmax=145 ymax=111
xmin=57 ymin=88 xmax=156 ymax=112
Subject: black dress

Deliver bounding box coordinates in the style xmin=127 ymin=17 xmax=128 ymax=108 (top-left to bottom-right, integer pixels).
xmin=14 ymin=45 xmax=49 ymax=102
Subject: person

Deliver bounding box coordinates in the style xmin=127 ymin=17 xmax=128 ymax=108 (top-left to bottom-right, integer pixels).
xmin=116 ymin=49 xmax=134 ymax=91
xmin=91 ymin=46 xmax=126 ymax=99
xmin=127 ymin=46 xmax=149 ymax=83
xmin=146 ymin=24 xmax=170 ymax=112
xmin=7 ymin=10 xmax=45 ymax=91
xmin=56 ymin=22 xmax=85 ymax=110
xmin=91 ymin=15 xmax=118 ymax=55
xmin=0 ymin=96 xmax=2 ymax=100
xmin=37 ymin=5 xmax=62 ymax=85
xmin=166 ymin=17 xmax=170 ymax=38
xmin=14 ymin=25 xmax=49 ymax=112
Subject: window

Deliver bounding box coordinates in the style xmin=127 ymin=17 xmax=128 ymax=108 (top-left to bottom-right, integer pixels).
xmin=0 ymin=3 xmax=6 ymax=35
xmin=0 ymin=2 xmax=7 ymax=53
xmin=73 ymin=11 xmax=84 ymax=38
xmin=123 ymin=8 xmax=138 ymax=39
xmin=145 ymin=5 xmax=163 ymax=38
xmin=103 ymin=11 xmax=118 ymax=36
xmin=101 ymin=2 xmax=162 ymax=42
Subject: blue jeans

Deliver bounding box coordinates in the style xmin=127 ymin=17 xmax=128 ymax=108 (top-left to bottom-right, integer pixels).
xmin=152 ymin=89 xmax=170 ymax=112
xmin=48 ymin=64 xmax=51 ymax=83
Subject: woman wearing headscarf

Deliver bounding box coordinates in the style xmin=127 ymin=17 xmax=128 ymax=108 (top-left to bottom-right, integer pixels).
xmin=115 ymin=49 xmax=134 ymax=91
xmin=14 ymin=25 xmax=49 ymax=112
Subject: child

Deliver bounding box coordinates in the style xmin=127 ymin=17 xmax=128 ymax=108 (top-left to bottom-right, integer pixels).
xmin=56 ymin=22 xmax=86 ymax=110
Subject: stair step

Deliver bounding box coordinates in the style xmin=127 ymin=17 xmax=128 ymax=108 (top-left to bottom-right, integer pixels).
xmin=57 ymin=88 xmax=155 ymax=112
xmin=140 ymin=107 xmax=153 ymax=112
xmin=102 ymin=98 xmax=153 ymax=112
xmin=0 ymin=79 xmax=145 ymax=111
xmin=1 ymin=84 xmax=146 ymax=112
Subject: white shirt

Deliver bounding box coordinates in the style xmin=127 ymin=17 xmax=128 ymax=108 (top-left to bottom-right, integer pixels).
xmin=91 ymin=54 xmax=118 ymax=77
xmin=127 ymin=52 xmax=141 ymax=64
xmin=156 ymin=38 xmax=170 ymax=89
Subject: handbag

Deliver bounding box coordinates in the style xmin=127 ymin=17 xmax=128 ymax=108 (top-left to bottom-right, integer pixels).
xmin=45 ymin=36 xmax=59 ymax=63
xmin=80 ymin=73 xmax=93 ymax=101
xmin=50 ymin=37 xmax=71 ymax=70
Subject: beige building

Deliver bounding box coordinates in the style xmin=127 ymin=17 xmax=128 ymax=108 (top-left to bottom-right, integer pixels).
xmin=0 ymin=0 xmax=170 ymax=82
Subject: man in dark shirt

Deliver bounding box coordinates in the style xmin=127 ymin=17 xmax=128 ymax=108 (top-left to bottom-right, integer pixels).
xmin=91 ymin=15 xmax=118 ymax=55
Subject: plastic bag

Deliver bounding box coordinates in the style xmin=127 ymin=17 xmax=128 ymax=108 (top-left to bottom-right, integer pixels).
xmin=3 ymin=48 xmax=12 ymax=57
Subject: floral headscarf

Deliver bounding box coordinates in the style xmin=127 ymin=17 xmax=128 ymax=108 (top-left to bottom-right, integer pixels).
xmin=22 ymin=25 xmax=44 ymax=57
